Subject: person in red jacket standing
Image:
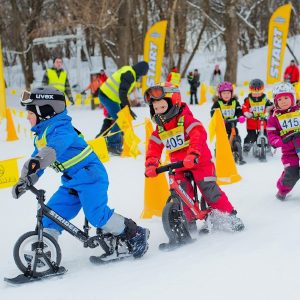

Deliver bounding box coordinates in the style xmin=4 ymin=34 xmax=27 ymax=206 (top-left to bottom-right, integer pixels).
xmin=98 ymin=69 xmax=108 ymax=84
xmin=144 ymin=82 xmax=244 ymax=233
xmin=242 ymin=79 xmax=274 ymax=153
xmin=284 ymin=60 xmax=299 ymax=84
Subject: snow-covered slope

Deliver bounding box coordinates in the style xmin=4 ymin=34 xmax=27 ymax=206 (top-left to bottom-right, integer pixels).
xmin=1 ymin=98 xmax=300 ymax=300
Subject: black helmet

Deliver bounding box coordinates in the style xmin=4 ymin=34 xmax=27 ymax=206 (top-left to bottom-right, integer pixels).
xmin=21 ymin=86 xmax=66 ymax=121
xmin=249 ymin=79 xmax=264 ymax=93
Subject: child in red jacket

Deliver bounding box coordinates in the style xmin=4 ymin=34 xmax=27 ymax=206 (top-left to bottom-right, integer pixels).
xmin=144 ymin=82 xmax=244 ymax=232
xmin=242 ymin=79 xmax=274 ymax=153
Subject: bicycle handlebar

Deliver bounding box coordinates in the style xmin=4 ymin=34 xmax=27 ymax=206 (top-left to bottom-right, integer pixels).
xmin=27 ymin=185 xmax=46 ymax=198
xmin=156 ymin=161 xmax=184 ymax=174
xmin=283 ymin=131 xmax=300 ymax=144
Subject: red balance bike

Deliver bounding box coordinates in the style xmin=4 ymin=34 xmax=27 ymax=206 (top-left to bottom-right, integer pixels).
xmin=156 ymin=161 xmax=211 ymax=250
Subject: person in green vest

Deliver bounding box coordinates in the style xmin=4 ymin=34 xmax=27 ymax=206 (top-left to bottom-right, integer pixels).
xmin=166 ymin=67 xmax=181 ymax=87
xmin=42 ymin=57 xmax=74 ymax=105
xmin=99 ymin=61 xmax=149 ymax=155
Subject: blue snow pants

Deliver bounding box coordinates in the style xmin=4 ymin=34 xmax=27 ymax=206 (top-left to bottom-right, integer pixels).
xmin=43 ymin=161 xmax=114 ymax=232
xmin=98 ymin=91 xmax=122 ymax=150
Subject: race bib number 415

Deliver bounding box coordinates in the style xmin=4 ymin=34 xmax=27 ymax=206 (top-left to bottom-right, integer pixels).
xmin=278 ymin=111 xmax=300 ymax=133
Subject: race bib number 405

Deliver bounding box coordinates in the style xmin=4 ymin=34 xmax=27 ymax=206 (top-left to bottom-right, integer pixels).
xmin=159 ymin=126 xmax=188 ymax=152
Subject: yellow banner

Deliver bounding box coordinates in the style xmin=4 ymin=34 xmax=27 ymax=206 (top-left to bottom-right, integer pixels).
xmin=0 ymin=157 xmax=21 ymax=189
xmin=266 ymin=4 xmax=291 ymax=84
xmin=141 ymin=20 xmax=168 ymax=93
xmin=0 ymin=39 xmax=7 ymax=120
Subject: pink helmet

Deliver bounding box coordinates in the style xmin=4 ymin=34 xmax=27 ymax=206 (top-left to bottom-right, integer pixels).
xmin=218 ymin=81 xmax=233 ymax=97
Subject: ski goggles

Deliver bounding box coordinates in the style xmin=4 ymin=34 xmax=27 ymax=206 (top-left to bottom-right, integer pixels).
xmin=20 ymin=90 xmax=33 ymax=105
xmin=144 ymin=85 xmax=179 ymax=104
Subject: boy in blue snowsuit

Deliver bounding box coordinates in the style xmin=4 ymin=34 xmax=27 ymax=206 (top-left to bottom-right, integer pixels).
xmin=12 ymin=86 xmax=149 ymax=259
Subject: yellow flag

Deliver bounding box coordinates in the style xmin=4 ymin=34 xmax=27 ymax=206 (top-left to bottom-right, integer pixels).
xmin=199 ymin=82 xmax=207 ymax=105
xmin=266 ymin=4 xmax=292 ymax=84
xmin=239 ymin=88 xmax=245 ymax=97
xmin=117 ymin=106 xmax=141 ymax=158
xmin=87 ymin=137 xmax=110 ymax=163
xmin=0 ymin=40 xmax=7 ymax=120
xmin=0 ymin=157 xmax=21 ymax=189
xmin=142 ymin=20 xmax=168 ymax=93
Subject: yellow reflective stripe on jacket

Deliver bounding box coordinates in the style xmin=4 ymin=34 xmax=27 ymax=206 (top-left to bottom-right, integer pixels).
xmin=34 ymin=128 xmax=48 ymax=149
xmin=169 ymin=72 xmax=181 ymax=86
xmin=218 ymin=100 xmax=236 ymax=120
xmin=59 ymin=145 xmax=93 ymax=169
xmin=47 ymin=69 xmax=67 ymax=92
xmin=35 ymin=126 xmax=93 ymax=171
xmin=100 ymin=66 xmax=136 ymax=103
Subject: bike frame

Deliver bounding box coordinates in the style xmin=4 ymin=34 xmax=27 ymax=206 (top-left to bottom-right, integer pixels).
xmin=157 ymin=162 xmax=210 ymax=221
xmin=256 ymin=116 xmax=268 ymax=146
xmin=29 ymin=186 xmax=111 ymax=252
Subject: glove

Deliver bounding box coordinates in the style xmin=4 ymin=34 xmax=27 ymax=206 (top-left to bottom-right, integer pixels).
xmin=80 ymin=90 xmax=86 ymax=95
xmin=69 ymin=97 xmax=75 ymax=105
xmin=129 ymin=107 xmax=137 ymax=120
xmin=12 ymin=180 xmax=27 ymax=199
xmin=145 ymin=157 xmax=159 ymax=177
xmin=238 ymin=116 xmax=246 ymax=123
xmin=244 ymin=112 xmax=253 ymax=119
xmin=145 ymin=166 xmax=157 ymax=178
xmin=183 ymin=154 xmax=198 ymax=169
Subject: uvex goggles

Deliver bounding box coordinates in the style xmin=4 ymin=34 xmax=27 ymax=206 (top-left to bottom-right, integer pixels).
xmin=144 ymin=86 xmax=179 ymax=104
xmin=20 ymin=90 xmax=32 ymax=105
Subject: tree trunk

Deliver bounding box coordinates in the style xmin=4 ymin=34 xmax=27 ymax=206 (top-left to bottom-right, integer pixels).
xmin=116 ymin=0 xmax=130 ymax=67
xmin=223 ymin=0 xmax=238 ymax=83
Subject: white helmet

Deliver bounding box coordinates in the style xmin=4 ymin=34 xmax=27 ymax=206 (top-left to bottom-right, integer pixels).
xmin=272 ymin=82 xmax=295 ymax=108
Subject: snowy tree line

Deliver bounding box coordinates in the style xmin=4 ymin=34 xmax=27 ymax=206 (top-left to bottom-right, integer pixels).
xmin=0 ymin=0 xmax=299 ymax=88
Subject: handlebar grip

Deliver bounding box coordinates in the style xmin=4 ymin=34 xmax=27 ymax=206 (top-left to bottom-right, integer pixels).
xmin=156 ymin=161 xmax=184 ymax=174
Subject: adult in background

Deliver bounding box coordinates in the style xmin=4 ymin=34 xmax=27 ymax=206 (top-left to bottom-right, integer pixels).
xmin=187 ymin=69 xmax=200 ymax=105
xmin=42 ymin=57 xmax=74 ymax=105
xmin=99 ymin=61 xmax=149 ymax=155
xmin=210 ymin=64 xmax=223 ymax=88
xmin=284 ymin=60 xmax=299 ymax=85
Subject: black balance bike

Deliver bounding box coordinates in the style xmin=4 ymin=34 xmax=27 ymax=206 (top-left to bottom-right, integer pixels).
xmin=5 ymin=186 xmax=133 ymax=285
xmin=252 ymin=116 xmax=270 ymax=162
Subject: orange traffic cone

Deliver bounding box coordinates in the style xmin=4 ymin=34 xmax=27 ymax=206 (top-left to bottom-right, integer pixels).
xmin=6 ymin=107 xmax=18 ymax=141
xmin=141 ymin=118 xmax=170 ymax=218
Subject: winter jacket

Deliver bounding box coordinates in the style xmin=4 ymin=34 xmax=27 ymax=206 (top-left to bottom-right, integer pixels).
xmin=84 ymin=78 xmax=101 ymax=96
xmin=211 ymin=96 xmax=243 ymax=134
xmin=188 ymin=73 xmax=200 ymax=92
xmin=31 ymin=110 xmax=101 ymax=177
xmin=42 ymin=68 xmax=73 ymax=102
xmin=284 ymin=65 xmax=300 ymax=84
xmin=242 ymin=94 xmax=273 ymax=130
xmin=210 ymin=70 xmax=223 ymax=87
xmin=267 ymin=105 xmax=300 ymax=167
xmin=146 ymin=103 xmax=212 ymax=166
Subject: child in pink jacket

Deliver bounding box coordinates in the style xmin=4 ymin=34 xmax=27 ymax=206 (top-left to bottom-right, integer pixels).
xmin=267 ymin=82 xmax=300 ymax=200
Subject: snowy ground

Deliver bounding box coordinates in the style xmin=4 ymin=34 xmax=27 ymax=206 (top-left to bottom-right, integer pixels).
xmin=1 ymin=94 xmax=300 ymax=300
xmin=1 ymin=35 xmax=300 ymax=300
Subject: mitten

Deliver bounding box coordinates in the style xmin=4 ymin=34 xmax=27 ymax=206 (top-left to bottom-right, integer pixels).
xmin=145 ymin=166 xmax=157 ymax=178
xmin=238 ymin=116 xmax=246 ymax=123
xmin=183 ymin=154 xmax=198 ymax=169
xmin=12 ymin=180 xmax=27 ymax=199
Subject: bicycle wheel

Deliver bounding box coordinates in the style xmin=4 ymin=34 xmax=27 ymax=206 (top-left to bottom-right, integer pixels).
xmin=259 ymin=139 xmax=266 ymax=161
xmin=13 ymin=231 xmax=61 ymax=276
xmin=162 ymin=196 xmax=191 ymax=244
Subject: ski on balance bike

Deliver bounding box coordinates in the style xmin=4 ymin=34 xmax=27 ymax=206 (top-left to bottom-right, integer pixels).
xmin=5 ymin=186 xmax=135 ymax=285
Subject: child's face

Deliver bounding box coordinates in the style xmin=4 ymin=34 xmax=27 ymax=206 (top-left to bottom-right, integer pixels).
xmin=277 ymin=95 xmax=292 ymax=110
xmin=152 ymin=99 xmax=169 ymax=114
xmin=221 ymin=91 xmax=231 ymax=102
xmin=27 ymin=111 xmax=37 ymax=127
xmin=251 ymin=92 xmax=262 ymax=98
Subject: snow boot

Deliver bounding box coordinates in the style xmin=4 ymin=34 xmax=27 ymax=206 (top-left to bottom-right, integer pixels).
xmin=121 ymin=219 xmax=150 ymax=258
xmin=276 ymin=191 xmax=287 ymax=201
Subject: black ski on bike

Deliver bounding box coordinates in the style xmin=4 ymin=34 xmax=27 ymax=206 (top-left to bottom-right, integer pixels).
xmin=4 ymin=266 xmax=67 ymax=285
